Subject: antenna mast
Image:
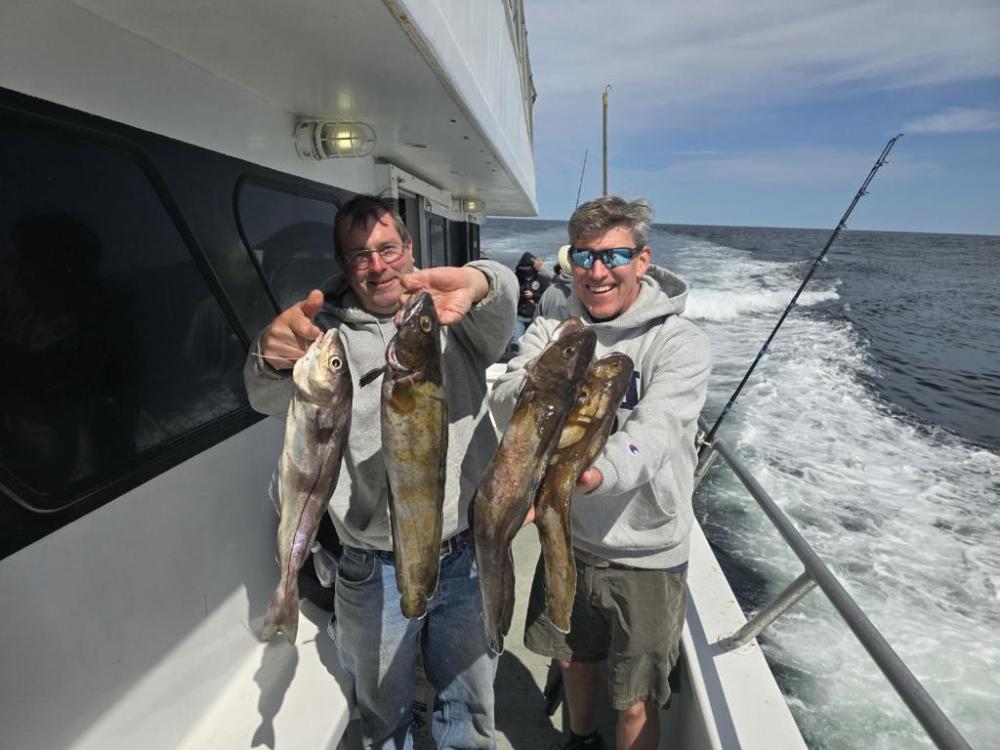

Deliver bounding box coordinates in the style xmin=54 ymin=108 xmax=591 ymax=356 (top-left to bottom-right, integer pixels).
xmin=602 ymin=85 xmax=611 ymax=195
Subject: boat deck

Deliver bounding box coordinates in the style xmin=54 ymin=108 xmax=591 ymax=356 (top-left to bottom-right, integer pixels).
xmin=335 ymin=528 xmax=617 ymax=749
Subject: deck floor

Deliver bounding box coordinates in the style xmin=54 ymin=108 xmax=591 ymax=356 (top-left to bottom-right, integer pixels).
xmin=336 ymin=528 xmax=617 ymax=749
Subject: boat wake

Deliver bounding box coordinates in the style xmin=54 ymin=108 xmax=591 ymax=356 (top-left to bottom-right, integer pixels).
xmin=665 ymin=232 xmax=1000 ymax=750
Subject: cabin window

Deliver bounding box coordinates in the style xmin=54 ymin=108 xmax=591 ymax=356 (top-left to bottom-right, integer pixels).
xmin=428 ymin=213 xmax=447 ymax=268
xmin=468 ymin=222 xmax=481 ymax=261
xmin=237 ymin=182 xmax=340 ymax=310
xmin=0 ymin=117 xmax=248 ymax=541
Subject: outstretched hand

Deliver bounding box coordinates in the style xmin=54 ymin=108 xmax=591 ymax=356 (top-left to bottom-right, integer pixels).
xmin=521 ymin=467 xmax=602 ymax=528
xmin=399 ymin=267 xmax=489 ymax=326
xmin=260 ymin=289 xmax=324 ymax=370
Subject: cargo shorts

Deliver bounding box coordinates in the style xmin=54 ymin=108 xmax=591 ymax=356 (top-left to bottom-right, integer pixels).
xmin=523 ymin=551 xmax=687 ymax=710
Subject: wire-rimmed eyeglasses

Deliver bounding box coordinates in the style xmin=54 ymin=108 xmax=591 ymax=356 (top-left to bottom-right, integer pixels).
xmin=347 ymin=242 xmax=405 ymax=270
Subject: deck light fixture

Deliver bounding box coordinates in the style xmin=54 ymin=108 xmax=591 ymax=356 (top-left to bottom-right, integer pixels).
xmin=463 ymin=197 xmax=485 ymax=214
xmin=294 ymin=120 xmax=376 ymax=160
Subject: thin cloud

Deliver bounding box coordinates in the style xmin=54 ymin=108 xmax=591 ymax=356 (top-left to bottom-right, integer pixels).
xmin=528 ymin=0 xmax=1000 ymax=127
xmin=619 ymin=147 xmax=933 ymax=187
xmin=904 ymin=108 xmax=1000 ymax=133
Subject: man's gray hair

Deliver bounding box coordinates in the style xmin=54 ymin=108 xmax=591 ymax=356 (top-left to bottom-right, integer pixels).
xmin=568 ymin=195 xmax=654 ymax=247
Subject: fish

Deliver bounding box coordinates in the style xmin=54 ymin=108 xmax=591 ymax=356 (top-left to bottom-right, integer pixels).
xmin=262 ymin=328 xmax=352 ymax=643
xmin=473 ymin=318 xmax=596 ymax=652
xmin=535 ymin=353 xmax=634 ymax=633
xmin=381 ymin=291 xmax=448 ymax=619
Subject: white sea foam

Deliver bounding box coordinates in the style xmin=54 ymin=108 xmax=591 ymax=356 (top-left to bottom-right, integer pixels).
xmin=658 ymin=230 xmax=1000 ymax=750
xmin=685 ymin=287 xmax=840 ymax=322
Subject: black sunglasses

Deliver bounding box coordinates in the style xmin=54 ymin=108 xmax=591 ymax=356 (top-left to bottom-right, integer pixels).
xmin=568 ymin=246 xmax=644 ymax=270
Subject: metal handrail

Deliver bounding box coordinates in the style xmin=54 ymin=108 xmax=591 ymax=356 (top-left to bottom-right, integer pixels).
xmin=697 ymin=432 xmax=973 ymax=750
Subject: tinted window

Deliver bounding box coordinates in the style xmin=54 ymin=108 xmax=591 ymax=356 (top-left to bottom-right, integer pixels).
xmin=0 ymin=119 xmax=247 ymax=516
xmin=428 ymin=214 xmax=447 ymax=268
xmin=237 ymin=182 xmax=340 ymax=309
xmin=469 ymin=222 xmax=480 ymax=260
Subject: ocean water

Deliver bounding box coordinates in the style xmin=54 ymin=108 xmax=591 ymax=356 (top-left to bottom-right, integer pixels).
xmin=481 ymin=219 xmax=1000 ymax=750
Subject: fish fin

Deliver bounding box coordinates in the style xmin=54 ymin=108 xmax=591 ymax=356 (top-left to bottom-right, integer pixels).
xmin=479 ymin=544 xmax=515 ymax=654
xmin=261 ymin=577 xmax=300 ymax=644
xmin=359 ymin=367 xmax=385 ymax=387
xmin=401 ymin=592 xmax=430 ymax=620
xmin=537 ymin=506 xmax=575 ymax=635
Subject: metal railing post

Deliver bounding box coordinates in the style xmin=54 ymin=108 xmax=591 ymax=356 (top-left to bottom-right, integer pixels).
xmin=718 ymin=571 xmax=817 ymax=652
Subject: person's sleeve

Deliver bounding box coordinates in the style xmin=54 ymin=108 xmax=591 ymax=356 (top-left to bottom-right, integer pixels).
xmin=589 ymin=321 xmax=711 ymax=498
xmin=452 ymin=259 xmax=518 ymax=364
xmin=243 ymin=331 xmax=294 ymax=418
xmin=535 ymin=284 xmax=562 ymax=318
xmin=487 ymin=316 xmax=555 ymax=431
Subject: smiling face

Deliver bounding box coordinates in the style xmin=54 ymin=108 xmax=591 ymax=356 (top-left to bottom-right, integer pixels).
xmin=337 ymin=210 xmax=415 ymax=315
xmin=571 ymin=225 xmax=651 ymax=321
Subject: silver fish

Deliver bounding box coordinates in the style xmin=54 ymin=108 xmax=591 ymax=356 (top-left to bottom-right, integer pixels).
xmin=262 ymin=329 xmax=352 ymax=643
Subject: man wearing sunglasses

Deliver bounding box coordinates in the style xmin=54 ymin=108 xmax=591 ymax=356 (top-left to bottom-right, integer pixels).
xmin=244 ymin=194 xmax=517 ymax=749
xmin=490 ymin=195 xmax=711 ymax=750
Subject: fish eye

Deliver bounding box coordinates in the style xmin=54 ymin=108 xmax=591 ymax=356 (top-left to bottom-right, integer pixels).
xmin=329 ymin=356 xmax=343 ymax=370
xmin=419 ymin=315 xmax=433 ymax=333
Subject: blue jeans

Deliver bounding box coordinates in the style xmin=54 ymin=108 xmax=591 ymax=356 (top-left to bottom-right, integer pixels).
xmin=332 ymin=537 xmax=497 ymax=749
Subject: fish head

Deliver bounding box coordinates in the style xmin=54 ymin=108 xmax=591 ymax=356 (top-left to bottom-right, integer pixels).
xmin=551 ymin=316 xmax=586 ymax=341
xmin=580 ymin=352 xmax=634 ymax=410
xmin=386 ymin=291 xmax=442 ymax=380
xmin=292 ymin=328 xmax=353 ymax=403
xmin=590 ymin=353 xmax=634 ymax=389
xmin=531 ymin=319 xmax=596 ymax=391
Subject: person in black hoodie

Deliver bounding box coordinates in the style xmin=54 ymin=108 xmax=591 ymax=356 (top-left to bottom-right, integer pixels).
xmin=508 ymin=252 xmax=551 ymax=355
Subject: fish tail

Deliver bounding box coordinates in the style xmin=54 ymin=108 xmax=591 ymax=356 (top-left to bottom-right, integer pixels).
xmin=261 ymin=576 xmax=299 ymax=644
xmin=400 ymin=590 xmax=430 ymax=620
xmin=538 ymin=507 xmax=575 ymax=634
xmin=478 ymin=543 xmax=515 ymax=654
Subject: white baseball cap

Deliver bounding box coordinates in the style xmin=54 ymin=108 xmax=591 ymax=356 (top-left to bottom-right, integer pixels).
xmin=557 ymin=244 xmax=572 ymax=271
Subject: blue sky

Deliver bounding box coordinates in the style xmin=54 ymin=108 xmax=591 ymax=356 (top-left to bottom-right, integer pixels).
xmin=524 ymin=0 xmax=1000 ymax=235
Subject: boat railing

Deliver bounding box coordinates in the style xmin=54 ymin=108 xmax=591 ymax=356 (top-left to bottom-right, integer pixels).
xmin=695 ymin=426 xmax=973 ymax=750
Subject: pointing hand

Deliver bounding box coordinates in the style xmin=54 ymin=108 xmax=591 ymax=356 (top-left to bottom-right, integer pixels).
xmin=260 ymin=289 xmax=324 ymax=370
xmin=398 ymin=267 xmax=490 ymax=326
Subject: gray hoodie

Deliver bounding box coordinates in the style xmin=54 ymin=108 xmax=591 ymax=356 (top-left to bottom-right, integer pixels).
xmin=489 ymin=265 xmax=711 ymax=569
xmin=244 ymin=260 xmax=518 ymax=551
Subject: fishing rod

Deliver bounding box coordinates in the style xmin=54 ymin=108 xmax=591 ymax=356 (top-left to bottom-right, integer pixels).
xmin=575 ymin=149 xmax=589 ymax=208
xmin=699 ymin=134 xmax=903 ymax=452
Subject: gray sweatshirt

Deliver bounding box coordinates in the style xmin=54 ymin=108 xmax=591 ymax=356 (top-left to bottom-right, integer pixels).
xmin=489 ymin=265 xmax=711 ymax=569
xmin=244 ymin=260 xmax=518 ymax=551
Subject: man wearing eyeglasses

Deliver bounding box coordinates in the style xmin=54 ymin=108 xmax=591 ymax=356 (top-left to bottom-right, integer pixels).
xmin=490 ymin=195 xmax=711 ymax=750
xmin=244 ymin=194 xmax=517 ymax=750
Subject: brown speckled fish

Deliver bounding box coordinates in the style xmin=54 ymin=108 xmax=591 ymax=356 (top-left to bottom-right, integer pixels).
xmin=382 ymin=291 xmax=448 ymax=619
xmin=263 ymin=329 xmax=352 ymax=643
xmin=535 ymin=353 xmax=633 ymax=633
xmin=473 ymin=318 xmax=595 ymax=652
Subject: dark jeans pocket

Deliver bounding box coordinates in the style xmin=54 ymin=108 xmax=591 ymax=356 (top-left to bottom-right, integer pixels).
xmin=337 ymin=548 xmax=376 ymax=585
